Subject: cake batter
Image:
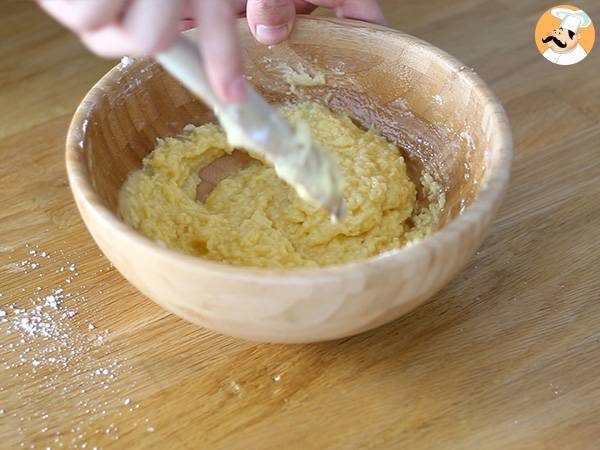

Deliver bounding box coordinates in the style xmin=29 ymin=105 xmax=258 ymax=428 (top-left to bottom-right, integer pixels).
xmin=119 ymin=102 xmax=443 ymax=268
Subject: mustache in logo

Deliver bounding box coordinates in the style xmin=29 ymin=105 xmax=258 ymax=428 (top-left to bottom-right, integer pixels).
xmin=542 ymin=35 xmax=567 ymax=48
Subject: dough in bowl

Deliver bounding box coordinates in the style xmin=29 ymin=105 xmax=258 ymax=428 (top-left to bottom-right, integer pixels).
xmin=119 ymin=102 xmax=444 ymax=268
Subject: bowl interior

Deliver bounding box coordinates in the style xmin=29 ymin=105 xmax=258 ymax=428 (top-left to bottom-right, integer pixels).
xmin=77 ymin=18 xmax=498 ymax=237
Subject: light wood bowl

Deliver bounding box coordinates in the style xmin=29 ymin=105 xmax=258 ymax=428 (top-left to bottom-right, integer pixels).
xmin=66 ymin=17 xmax=512 ymax=343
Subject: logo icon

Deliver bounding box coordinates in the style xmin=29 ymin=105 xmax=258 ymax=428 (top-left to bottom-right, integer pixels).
xmin=535 ymin=5 xmax=595 ymax=66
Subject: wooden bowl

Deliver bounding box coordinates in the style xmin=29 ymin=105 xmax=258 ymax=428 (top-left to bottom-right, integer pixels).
xmin=66 ymin=17 xmax=512 ymax=343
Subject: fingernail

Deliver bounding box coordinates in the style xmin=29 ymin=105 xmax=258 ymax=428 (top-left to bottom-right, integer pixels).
xmin=255 ymin=24 xmax=289 ymax=45
xmin=224 ymin=77 xmax=246 ymax=104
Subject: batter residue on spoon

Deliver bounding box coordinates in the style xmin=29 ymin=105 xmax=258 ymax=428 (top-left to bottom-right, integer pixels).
xmin=119 ymin=102 xmax=444 ymax=268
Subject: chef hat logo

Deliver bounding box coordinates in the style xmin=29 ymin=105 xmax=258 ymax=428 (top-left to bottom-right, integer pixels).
xmin=534 ymin=5 xmax=595 ymax=66
xmin=551 ymin=8 xmax=592 ymax=33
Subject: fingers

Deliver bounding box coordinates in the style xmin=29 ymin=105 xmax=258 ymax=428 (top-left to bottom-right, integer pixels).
xmin=179 ymin=0 xmax=197 ymax=30
xmin=38 ymin=0 xmax=129 ymax=32
xmin=293 ymin=0 xmax=319 ymax=14
xmin=194 ymin=0 xmax=246 ymax=103
xmin=80 ymin=25 xmax=139 ymax=58
xmin=122 ymin=0 xmax=183 ymax=54
xmin=246 ymin=0 xmax=296 ymax=45
xmin=180 ymin=0 xmax=247 ymax=31
xmin=244 ymin=0 xmax=385 ymax=48
xmin=232 ymin=0 xmax=250 ymax=15
xmin=338 ymin=0 xmax=387 ymax=25
xmin=41 ymin=0 xmax=183 ymax=57
xmin=308 ymin=0 xmax=387 ymax=25
xmin=80 ymin=0 xmax=183 ymax=57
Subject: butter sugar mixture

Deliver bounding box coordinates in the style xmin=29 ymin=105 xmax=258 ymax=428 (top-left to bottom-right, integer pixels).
xmin=119 ymin=102 xmax=444 ymax=268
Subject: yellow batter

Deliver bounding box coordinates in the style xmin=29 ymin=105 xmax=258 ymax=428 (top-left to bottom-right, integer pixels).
xmin=119 ymin=102 xmax=443 ymax=269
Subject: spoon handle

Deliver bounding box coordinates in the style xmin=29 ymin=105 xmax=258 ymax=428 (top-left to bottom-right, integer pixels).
xmin=156 ymin=36 xmax=345 ymax=220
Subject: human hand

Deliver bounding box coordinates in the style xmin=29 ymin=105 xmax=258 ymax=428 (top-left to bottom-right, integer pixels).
xmin=38 ymin=0 xmax=386 ymax=103
xmin=245 ymin=1 xmax=387 ymax=45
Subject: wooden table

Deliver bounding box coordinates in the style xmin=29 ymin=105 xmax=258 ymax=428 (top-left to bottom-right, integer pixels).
xmin=1 ymin=1 xmax=599 ymax=448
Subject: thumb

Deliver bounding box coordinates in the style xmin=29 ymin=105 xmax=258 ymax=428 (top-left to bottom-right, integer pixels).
xmin=246 ymin=0 xmax=296 ymax=45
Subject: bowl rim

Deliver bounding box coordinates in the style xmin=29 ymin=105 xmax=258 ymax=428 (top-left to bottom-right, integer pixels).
xmin=65 ymin=16 xmax=512 ymax=281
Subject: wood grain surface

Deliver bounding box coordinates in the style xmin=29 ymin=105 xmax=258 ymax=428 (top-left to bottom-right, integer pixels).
xmin=1 ymin=1 xmax=599 ymax=449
